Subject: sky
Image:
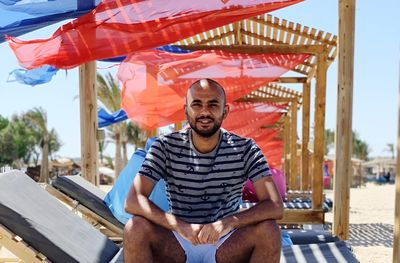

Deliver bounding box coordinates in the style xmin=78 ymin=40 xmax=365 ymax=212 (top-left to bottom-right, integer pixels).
xmin=0 ymin=0 xmax=399 ymax=159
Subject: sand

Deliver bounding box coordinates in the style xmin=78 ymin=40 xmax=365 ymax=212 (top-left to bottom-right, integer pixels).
xmin=325 ymin=182 xmax=395 ymax=263
xmin=0 ymin=182 xmax=397 ymax=262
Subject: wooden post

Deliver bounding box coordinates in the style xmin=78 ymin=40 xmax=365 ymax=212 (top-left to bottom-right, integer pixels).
xmin=301 ymin=81 xmax=311 ymax=190
xmin=284 ymin=115 xmax=291 ymax=185
xmin=79 ymin=61 xmax=99 ymax=185
xmin=290 ymin=100 xmax=298 ymax=190
xmin=393 ymin=55 xmax=400 ymax=263
xmin=333 ymin=0 xmax=356 ymax=240
xmin=174 ymin=122 xmax=183 ymax=131
xmin=312 ymin=51 xmax=328 ymax=210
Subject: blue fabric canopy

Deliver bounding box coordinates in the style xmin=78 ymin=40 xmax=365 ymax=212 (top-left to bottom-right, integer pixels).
xmin=98 ymin=108 xmax=128 ymax=129
xmin=0 ymin=0 xmax=99 ymax=43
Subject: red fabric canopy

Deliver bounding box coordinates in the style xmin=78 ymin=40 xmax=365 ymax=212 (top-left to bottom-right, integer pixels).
xmin=7 ymin=0 xmax=302 ymax=69
xmin=119 ymin=49 xmax=308 ymax=130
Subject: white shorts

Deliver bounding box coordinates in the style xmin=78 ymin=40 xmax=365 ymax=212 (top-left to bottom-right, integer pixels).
xmin=172 ymin=230 xmax=235 ymax=263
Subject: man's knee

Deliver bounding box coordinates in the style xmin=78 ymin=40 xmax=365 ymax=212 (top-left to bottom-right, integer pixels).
xmin=124 ymin=216 xmax=154 ymax=240
xmin=255 ymin=220 xmax=281 ymax=240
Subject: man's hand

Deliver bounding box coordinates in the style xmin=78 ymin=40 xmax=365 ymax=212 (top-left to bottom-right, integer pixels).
xmin=176 ymin=223 xmax=204 ymax=245
xmin=197 ymin=219 xmax=234 ymax=244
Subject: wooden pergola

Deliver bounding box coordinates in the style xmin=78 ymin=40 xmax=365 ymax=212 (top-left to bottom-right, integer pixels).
xmin=173 ymin=13 xmax=336 ymax=225
xmin=78 ymin=2 xmax=400 ymax=260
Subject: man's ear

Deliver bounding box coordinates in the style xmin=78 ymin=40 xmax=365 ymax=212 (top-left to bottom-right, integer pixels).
xmin=223 ymin=104 xmax=230 ymax=119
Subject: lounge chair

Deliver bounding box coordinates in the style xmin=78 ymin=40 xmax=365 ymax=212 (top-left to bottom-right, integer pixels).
xmin=0 ymin=171 xmax=359 ymax=263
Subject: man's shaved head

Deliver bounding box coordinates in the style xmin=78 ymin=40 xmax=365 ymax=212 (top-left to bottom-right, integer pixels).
xmin=187 ymin=79 xmax=226 ymax=104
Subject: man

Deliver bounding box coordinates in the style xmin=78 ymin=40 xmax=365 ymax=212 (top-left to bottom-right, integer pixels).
xmin=124 ymin=79 xmax=283 ymax=263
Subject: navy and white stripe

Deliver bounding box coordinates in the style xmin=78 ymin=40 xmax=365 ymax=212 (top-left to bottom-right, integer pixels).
xmin=138 ymin=128 xmax=271 ymax=224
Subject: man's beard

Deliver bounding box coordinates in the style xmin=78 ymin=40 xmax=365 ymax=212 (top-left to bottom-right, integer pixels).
xmin=188 ymin=116 xmax=222 ymax=138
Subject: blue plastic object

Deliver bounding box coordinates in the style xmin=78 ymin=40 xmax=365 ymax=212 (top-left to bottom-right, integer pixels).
xmin=104 ymin=140 xmax=169 ymax=224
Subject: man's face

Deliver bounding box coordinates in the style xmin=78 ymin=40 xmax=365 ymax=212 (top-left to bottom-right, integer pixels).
xmin=185 ymin=82 xmax=228 ymax=138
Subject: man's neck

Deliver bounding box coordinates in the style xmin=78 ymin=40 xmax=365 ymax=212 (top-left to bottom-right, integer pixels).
xmin=191 ymin=130 xmax=221 ymax=154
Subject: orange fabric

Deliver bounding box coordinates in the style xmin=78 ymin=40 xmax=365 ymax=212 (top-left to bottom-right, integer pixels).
xmin=119 ymin=49 xmax=309 ymax=130
xmin=7 ymin=0 xmax=303 ymax=69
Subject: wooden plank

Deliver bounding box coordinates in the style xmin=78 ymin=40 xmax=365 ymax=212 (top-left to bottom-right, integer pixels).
xmin=0 ymin=225 xmax=48 ymax=263
xmin=275 ymin=77 xmax=308 ymax=84
xmin=79 ymin=61 xmax=99 ymax=186
xmin=301 ymin=81 xmax=311 ymax=190
xmin=278 ymin=209 xmax=325 ymax=225
xmin=237 ymin=97 xmax=296 ymax=104
xmin=174 ymin=122 xmax=183 ymax=131
xmin=177 ymin=44 xmax=325 ymax=55
xmin=234 ymin=22 xmax=242 ymax=45
xmin=284 ymin=115 xmax=291 ymax=185
xmin=290 ymin=101 xmax=298 ymax=190
xmin=312 ymin=51 xmax=328 ymax=210
xmin=333 ymin=0 xmax=355 ymax=241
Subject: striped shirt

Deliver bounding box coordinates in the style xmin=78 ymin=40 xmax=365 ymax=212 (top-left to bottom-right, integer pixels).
xmin=138 ymin=128 xmax=271 ymax=224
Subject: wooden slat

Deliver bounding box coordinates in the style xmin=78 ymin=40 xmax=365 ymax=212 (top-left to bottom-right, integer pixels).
xmin=278 ymin=209 xmax=325 ymax=225
xmin=301 ymin=81 xmax=311 ymax=190
xmin=177 ymin=44 xmax=325 ymax=55
xmin=0 ymin=225 xmax=48 ymax=263
xmin=290 ymin=101 xmax=298 ymax=190
xmin=312 ymin=51 xmax=328 ymax=210
xmin=79 ymin=61 xmax=99 ymax=186
xmin=284 ymin=115 xmax=291 ymax=184
xmin=333 ymin=0 xmax=356 ymax=241
xmin=276 ymin=77 xmax=308 ymax=84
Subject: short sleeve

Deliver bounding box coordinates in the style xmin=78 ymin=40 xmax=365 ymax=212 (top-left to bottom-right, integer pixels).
xmin=243 ymin=139 xmax=272 ymax=182
xmin=138 ymin=138 xmax=167 ymax=183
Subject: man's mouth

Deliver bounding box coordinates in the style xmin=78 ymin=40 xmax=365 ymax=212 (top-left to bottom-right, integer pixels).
xmin=197 ymin=118 xmax=213 ymax=124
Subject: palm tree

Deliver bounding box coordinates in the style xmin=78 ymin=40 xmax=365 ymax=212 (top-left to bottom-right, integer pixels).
xmin=352 ymin=131 xmax=370 ymax=160
xmin=386 ymin=143 xmax=394 ymax=159
xmin=24 ymin=107 xmax=51 ymax=182
xmin=325 ymin=129 xmax=335 ymax=155
xmin=97 ymin=72 xmax=124 ymax=177
xmin=97 ymin=72 xmax=147 ymax=176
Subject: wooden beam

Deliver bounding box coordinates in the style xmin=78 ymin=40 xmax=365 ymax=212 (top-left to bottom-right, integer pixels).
xmin=333 ymin=0 xmax=356 ymax=241
xmin=174 ymin=122 xmax=183 ymax=131
xmin=393 ymin=57 xmax=400 ymax=263
xmin=237 ymin=97 xmax=295 ymax=104
xmin=290 ymin=101 xmax=298 ymax=190
xmin=312 ymin=51 xmax=328 ymax=210
xmin=278 ymin=209 xmax=325 ymax=225
xmin=0 ymin=225 xmax=48 ymax=262
xmin=177 ymin=44 xmax=326 ymax=55
xmin=301 ymin=81 xmax=311 ymax=190
xmin=79 ymin=62 xmax=99 ymax=186
xmin=284 ymin=115 xmax=291 ymax=185
xmin=275 ymin=77 xmax=308 ymax=84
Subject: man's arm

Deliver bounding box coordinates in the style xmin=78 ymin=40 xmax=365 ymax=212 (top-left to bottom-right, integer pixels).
xmin=198 ymin=176 xmax=283 ymax=244
xmin=125 ymin=175 xmax=203 ymax=244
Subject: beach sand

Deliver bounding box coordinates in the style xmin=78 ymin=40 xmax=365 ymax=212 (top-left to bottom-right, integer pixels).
xmin=0 ymin=182 xmax=396 ymax=262
xmin=325 ymin=182 xmax=395 ymax=263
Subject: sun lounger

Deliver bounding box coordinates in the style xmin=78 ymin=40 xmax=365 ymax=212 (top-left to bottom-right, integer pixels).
xmin=0 ymin=170 xmax=120 ymax=263
xmin=0 ymin=171 xmax=359 ymax=263
xmin=46 ymin=174 xmax=124 ymax=238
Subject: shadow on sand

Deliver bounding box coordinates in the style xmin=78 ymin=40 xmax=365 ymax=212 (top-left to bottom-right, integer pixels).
xmin=348 ymin=223 xmax=393 ymax=247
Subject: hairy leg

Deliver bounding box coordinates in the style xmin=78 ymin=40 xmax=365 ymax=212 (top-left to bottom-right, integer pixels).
xmin=216 ymin=220 xmax=281 ymax=263
xmin=124 ymin=216 xmax=186 ymax=263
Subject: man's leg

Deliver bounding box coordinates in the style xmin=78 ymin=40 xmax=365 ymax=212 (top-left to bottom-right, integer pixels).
xmin=124 ymin=216 xmax=186 ymax=263
xmin=216 ymin=220 xmax=281 ymax=263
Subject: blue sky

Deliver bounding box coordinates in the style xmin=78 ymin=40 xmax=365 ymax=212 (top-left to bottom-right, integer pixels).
xmin=0 ymin=0 xmax=399 ymax=159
